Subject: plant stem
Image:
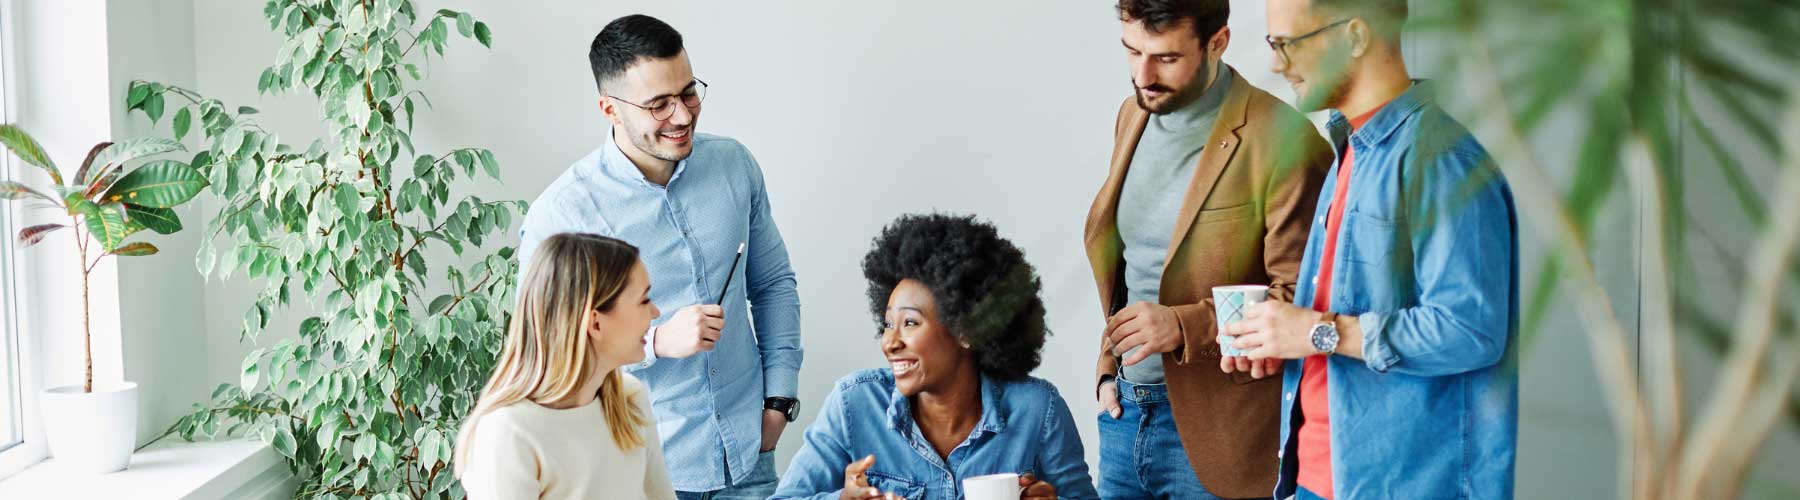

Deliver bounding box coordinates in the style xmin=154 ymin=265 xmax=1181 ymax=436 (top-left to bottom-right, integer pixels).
xmin=75 ymin=214 xmax=93 ymax=393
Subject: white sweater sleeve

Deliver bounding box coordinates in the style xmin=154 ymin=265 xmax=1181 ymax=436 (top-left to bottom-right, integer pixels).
xmin=460 ymin=415 xmax=543 ymax=500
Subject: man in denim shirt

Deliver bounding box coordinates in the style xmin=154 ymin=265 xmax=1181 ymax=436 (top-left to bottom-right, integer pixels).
xmin=1225 ymin=1 xmax=1520 ymax=499
xmin=517 ymin=15 xmax=802 ymax=500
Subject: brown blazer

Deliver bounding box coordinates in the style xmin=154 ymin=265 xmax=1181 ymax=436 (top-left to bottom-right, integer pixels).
xmin=1084 ymin=67 xmax=1333 ymax=498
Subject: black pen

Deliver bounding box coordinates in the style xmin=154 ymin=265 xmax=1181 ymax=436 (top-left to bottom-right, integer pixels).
xmin=716 ymin=242 xmax=746 ymax=304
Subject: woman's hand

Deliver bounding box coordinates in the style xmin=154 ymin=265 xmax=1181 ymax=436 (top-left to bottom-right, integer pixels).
xmin=840 ymin=455 xmax=900 ymax=500
xmin=1020 ymin=473 xmax=1057 ymax=500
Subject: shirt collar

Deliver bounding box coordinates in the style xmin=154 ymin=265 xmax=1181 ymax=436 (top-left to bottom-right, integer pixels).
xmin=1326 ymin=79 xmax=1434 ymax=151
xmin=886 ymin=372 xmax=1009 ymax=437
xmin=596 ymin=128 xmax=690 ymax=187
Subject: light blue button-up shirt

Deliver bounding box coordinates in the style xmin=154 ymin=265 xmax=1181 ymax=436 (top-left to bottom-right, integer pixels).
xmin=1277 ymin=82 xmax=1519 ymax=500
xmin=772 ymin=369 xmax=1098 ymax=500
xmin=517 ymin=131 xmax=802 ymax=492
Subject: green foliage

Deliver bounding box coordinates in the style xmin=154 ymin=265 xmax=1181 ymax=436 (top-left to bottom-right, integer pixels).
xmin=1 ymin=123 xmax=203 ymax=393
xmin=134 ymin=1 xmax=523 ymax=498
xmin=1 ymin=123 xmax=200 ymax=262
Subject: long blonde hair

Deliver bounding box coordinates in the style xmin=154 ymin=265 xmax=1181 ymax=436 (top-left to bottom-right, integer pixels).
xmin=454 ymin=233 xmax=651 ymax=477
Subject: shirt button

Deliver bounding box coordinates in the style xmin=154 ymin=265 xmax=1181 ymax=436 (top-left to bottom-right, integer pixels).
xmin=1285 ymin=392 xmax=1295 ymax=401
xmin=1310 ymin=276 xmax=1318 ymax=285
xmin=1317 ymin=216 xmax=1325 ymax=224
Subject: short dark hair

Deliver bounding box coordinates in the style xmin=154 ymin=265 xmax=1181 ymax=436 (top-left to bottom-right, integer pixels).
xmin=861 ymin=214 xmax=1048 ymax=381
xmin=1116 ymin=0 xmax=1230 ymax=40
xmin=1314 ymin=0 xmax=1408 ymax=37
xmin=588 ymin=14 xmax=684 ymax=94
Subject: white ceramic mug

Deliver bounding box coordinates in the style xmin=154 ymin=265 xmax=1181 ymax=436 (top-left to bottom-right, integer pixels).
xmin=962 ymin=472 xmax=1022 ymax=500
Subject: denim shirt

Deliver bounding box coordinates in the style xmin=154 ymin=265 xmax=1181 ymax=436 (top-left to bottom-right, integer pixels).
xmin=1277 ymin=82 xmax=1520 ymax=500
xmin=516 ymin=132 xmax=802 ymax=492
xmin=773 ymin=369 xmax=1099 ymax=500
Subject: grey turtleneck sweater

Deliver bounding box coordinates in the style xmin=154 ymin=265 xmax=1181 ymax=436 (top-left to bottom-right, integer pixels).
xmin=1117 ymin=64 xmax=1232 ymax=385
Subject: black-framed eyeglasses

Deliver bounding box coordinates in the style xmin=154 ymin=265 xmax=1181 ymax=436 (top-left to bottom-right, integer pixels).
xmin=1265 ymin=19 xmax=1351 ymax=65
xmin=608 ymin=78 xmax=708 ymax=121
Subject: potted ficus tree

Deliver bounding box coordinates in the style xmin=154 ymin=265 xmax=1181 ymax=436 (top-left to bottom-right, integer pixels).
xmin=0 ymin=123 xmax=205 ymax=473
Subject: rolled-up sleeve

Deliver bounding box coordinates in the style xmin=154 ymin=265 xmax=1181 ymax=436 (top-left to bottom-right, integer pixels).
xmin=770 ymin=384 xmax=851 ymax=500
xmin=1360 ymin=151 xmax=1514 ymax=376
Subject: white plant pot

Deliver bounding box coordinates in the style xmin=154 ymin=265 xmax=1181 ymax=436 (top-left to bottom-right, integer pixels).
xmin=40 ymin=381 xmax=139 ymax=473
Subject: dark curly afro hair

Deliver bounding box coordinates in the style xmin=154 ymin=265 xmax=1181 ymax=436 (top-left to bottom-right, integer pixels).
xmin=861 ymin=214 xmax=1048 ymax=381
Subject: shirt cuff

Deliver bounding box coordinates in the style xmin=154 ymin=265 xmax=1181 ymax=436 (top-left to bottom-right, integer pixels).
xmin=1359 ymin=311 xmax=1400 ymax=373
xmin=630 ymin=325 xmax=659 ymax=371
xmin=762 ymin=365 xmax=799 ymax=400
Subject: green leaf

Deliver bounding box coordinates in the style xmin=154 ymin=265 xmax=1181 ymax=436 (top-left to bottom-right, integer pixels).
xmin=74 ymin=142 xmax=112 ymax=187
xmin=0 ymin=124 xmax=59 ymax=184
xmin=474 ymin=21 xmax=492 ymax=48
xmin=0 ymin=181 xmax=55 ymax=203
xmin=95 ymin=138 xmax=184 ymax=176
xmin=111 ymin=241 xmax=159 ymax=257
xmin=237 ymin=106 xmax=259 ymax=115
xmin=455 ymin=12 xmax=474 ymax=37
xmin=16 ymin=223 xmax=66 ymax=247
xmin=478 ymin=149 xmax=499 ymax=180
xmin=413 ymin=154 xmax=434 ymax=177
xmin=81 ymin=203 xmax=130 ymax=251
xmin=173 ymin=108 xmax=193 ymax=141
xmin=427 ymin=294 xmax=454 ymax=315
xmin=103 ymin=160 xmax=207 ymax=208
xmin=272 ymin=426 xmax=296 ymax=459
xmin=334 ymin=184 xmax=360 ymax=214
xmin=126 ymin=204 xmax=183 ymax=234
xmin=418 ymin=429 xmax=443 ymax=466
xmin=127 ymin=82 xmax=151 ymax=109
xmin=146 ymin=94 xmax=166 ymax=123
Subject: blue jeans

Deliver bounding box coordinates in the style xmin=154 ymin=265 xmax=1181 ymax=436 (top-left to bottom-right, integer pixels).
xmin=1099 ymin=379 xmax=1256 ymax=500
xmin=677 ymin=450 xmax=779 ymax=500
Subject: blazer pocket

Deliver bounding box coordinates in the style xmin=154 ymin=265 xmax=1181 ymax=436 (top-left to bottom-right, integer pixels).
xmin=1197 ymin=202 xmax=1254 ymax=224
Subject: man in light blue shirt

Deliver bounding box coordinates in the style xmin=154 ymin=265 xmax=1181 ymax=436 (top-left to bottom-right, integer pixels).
xmin=517 ymin=15 xmax=803 ymax=500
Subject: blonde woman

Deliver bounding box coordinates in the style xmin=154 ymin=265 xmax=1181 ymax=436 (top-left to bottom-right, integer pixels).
xmin=454 ymin=233 xmax=676 ymax=500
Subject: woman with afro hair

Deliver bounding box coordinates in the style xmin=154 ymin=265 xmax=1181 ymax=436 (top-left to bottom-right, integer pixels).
xmin=772 ymin=214 xmax=1097 ymax=500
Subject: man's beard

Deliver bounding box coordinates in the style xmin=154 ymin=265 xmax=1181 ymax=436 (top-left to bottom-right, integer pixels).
xmin=1137 ymin=57 xmax=1213 ymax=115
xmin=624 ymin=121 xmax=696 ymax=163
xmin=1297 ymin=71 xmax=1353 ymax=114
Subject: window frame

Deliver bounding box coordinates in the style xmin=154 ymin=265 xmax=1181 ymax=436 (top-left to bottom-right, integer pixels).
xmin=0 ymin=0 xmax=45 ymax=481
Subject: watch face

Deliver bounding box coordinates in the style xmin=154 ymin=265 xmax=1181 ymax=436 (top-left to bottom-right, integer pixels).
xmin=1310 ymin=324 xmax=1337 ymax=353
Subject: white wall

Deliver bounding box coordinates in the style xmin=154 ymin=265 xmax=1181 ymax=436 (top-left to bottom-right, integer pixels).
xmin=104 ymin=0 xmax=211 ymax=450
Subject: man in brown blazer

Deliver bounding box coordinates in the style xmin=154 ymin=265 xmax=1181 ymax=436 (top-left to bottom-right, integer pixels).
xmin=1089 ymin=1 xmax=1332 ymax=498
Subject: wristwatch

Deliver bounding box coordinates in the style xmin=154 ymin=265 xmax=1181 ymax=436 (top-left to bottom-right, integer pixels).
xmin=1310 ymin=312 xmax=1341 ymax=355
xmin=765 ymin=397 xmax=801 ymax=422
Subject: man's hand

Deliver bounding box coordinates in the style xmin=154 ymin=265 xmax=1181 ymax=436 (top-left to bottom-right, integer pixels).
xmin=654 ymin=304 xmax=724 ymax=359
xmin=1097 ymin=378 xmax=1121 ymax=419
xmin=1225 ymin=301 xmax=1324 ymax=360
xmin=1020 ymin=472 xmax=1058 ymax=500
xmin=1106 ymin=302 xmax=1183 ymax=366
xmin=1219 ymin=355 xmax=1285 ymax=379
xmin=760 ymin=409 xmax=787 ymax=452
xmin=840 ymin=455 xmax=900 ymax=500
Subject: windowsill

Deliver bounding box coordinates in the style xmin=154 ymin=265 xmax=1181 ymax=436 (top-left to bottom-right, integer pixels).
xmin=0 ymin=436 xmax=295 ymax=499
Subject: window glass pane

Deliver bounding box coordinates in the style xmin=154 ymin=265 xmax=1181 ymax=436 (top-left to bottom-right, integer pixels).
xmin=0 ymin=1 xmax=20 ymax=451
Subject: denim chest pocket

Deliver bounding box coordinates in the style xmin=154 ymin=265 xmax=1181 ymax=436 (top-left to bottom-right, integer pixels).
xmin=865 ymin=471 xmax=926 ymax=500
xmin=1339 ymin=211 xmax=1410 ymax=311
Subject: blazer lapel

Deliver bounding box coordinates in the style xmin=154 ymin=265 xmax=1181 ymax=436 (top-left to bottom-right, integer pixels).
xmin=1162 ymin=69 xmax=1250 ymax=270
xmin=1086 ymin=100 xmax=1150 ymax=316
